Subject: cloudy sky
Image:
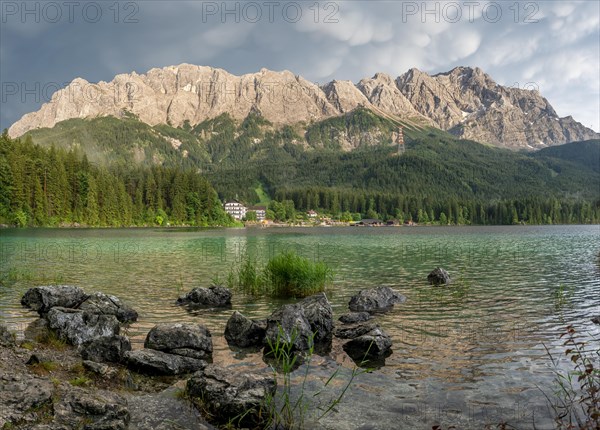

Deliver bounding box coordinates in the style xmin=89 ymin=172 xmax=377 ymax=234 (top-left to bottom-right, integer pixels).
xmin=1 ymin=0 xmax=599 ymax=131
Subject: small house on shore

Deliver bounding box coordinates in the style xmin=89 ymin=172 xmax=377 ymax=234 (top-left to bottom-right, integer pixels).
xmin=248 ymin=206 xmax=267 ymax=221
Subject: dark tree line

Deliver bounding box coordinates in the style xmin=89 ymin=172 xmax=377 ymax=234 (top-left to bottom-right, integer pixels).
xmin=0 ymin=132 xmax=236 ymax=227
xmin=273 ymin=187 xmax=600 ymax=224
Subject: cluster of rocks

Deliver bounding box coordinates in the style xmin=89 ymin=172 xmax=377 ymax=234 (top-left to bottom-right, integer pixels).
xmin=4 ymin=281 xmax=411 ymax=429
xmin=20 ymin=286 xmax=137 ymax=363
xmin=221 ymin=287 xmax=405 ymax=366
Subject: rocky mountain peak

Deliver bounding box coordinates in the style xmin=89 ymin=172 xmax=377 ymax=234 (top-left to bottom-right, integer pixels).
xmin=8 ymin=64 xmax=598 ymax=149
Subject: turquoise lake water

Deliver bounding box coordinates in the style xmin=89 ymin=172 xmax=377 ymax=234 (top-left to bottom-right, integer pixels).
xmin=1 ymin=225 xmax=599 ymax=429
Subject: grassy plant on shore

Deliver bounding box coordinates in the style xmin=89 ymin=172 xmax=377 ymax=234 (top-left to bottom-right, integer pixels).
xmin=36 ymin=330 xmax=68 ymax=350
xmin=69 ymin=376 xmax=92 ymax=387
xmin=227 ymin=251 xmax=333 ymax=298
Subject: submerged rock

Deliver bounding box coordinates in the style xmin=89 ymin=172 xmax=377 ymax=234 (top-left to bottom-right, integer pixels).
xmin=334 ymin=322 xmax=379 ymax=340
xmin=428 ymin=267 xmax=452 ymax=286
xmin=46 ymin=307 xmax=120 ymax=346
xmin=125 ymin=349 xmax=207 ymax=376
xmin=348 ymin=286 xmax=406 ymax=312
xmin=78 ymin=292 xmax=138 ymax=323
xmin=299 ymin=293 xmax=334 ymax=344
xmin=176 ymin=285 xmax=232 ymax=307
xmin=265 ymin=304 xmax=313 ymax=351
xmin=145 ymin=323 xmax=213 ymax=360
xmin=80 ymin=335 xmax=132 ymax=363
xmin=187 ymin=364 xmax=275 ymax=428
xmin=338 ymin=312 xmax=373 ymax=325
xmin=224 ymin=311 xmax=266 ymax=348
xmin=343 ymin=326 xmax=393 ymax=362
xmin=21 ymin=285 xmax=88 ymax=314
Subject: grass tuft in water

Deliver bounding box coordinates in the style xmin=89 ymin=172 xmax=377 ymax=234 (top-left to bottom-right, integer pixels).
xmin=226 ymin=251 xmax=333 ymax=298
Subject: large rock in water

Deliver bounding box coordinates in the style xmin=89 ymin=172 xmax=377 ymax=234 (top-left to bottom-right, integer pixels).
xmin=427 ymin=267 xmax=451 ymax=286
xmin=145 ymin=323 xmax=213 ymax=360
xmin=224 ymin=311 xmax=266 ymax=348
xmin=125 ymin=349 xmax=207 ymax=376
xmin=176 ymin=285 xmax=232 ymax=307
xmin=265 ymin=304 xmax=313 ymax=351
xmin=46 ymin=307 xmax=120 ymax=346
xmin=21 ymin=285 xmax=88 ymax=314
xmin=187 ymin=364 xmax=276 ymax=428
xmin=77 ymin=292 xmax=138 ymax=323
xmin=338 ymin=312 xmax=373 ymax=325
xmin=342 ymin=326 xmax=393 ymax=361
xmin=299 ymin=293 xmax=334 ymax=343
xmin=348 ymin=286 xmax=406 ymax=312
xmin=80 ymin=335 xmax=132 ymax=363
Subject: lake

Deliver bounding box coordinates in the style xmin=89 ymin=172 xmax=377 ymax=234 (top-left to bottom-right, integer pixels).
xmin=1 ymin=225 xmax=599 ymax=429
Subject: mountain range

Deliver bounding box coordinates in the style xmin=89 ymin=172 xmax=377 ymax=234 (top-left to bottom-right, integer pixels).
xmin=8 ymin=64 xmax=598 ymax=150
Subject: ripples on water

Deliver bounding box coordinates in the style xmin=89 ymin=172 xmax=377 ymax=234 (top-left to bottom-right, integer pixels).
xmin=1 ymin=225 xmax=599 ymax=429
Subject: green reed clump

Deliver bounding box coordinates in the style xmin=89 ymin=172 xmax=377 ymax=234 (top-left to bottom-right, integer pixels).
xmin=263 ymin=251 xmax=333 ymax=298
xmin=542 ymin=325 xmax=600 ymax=429
xmin=227 ymin=251 xmax=333 ymax=298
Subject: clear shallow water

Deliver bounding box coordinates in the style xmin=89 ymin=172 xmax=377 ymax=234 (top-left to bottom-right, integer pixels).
xmin=1 ymin=225 xmax=599 ymax=429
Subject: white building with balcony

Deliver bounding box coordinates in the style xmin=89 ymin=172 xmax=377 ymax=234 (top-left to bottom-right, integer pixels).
xmin=224 ymin=200 xmax=247 ymax=220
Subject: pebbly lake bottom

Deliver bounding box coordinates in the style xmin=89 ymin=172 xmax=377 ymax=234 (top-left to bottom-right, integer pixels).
xmin=1 ymin=225 xmax=599 ymax=429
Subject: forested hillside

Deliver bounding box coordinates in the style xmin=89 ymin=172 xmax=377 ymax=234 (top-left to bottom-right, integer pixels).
xmin=9 ymin=109 xmax=600 ymax=226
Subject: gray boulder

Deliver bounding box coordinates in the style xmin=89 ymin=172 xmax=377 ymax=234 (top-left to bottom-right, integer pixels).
xmin=125 ymin=349 xmax=207 ymax=376
xmin=334 ymin=322 xmax=379 ymax=339
xmin=348 ymin=286 xmax=406 ymax=312
xmin=80 ymin=335 xmax=132 ymax=363
xmin=21 ymin=285 xmax=88 ymax=314
xmin=0 ymin=373 xmax=53 ymax=427
xmin=83 ymin=360 xmax=119 ymax=378
xmin=176 ymin=285 xmax=232 ymax=307
xmin=299 ymin=293 xmax=334 ymax=343
xmin=46 ymin=307 xmax=120 ymax=346
xmin=77 ymin=292 xmax=138 ymax=323
xmin=52 ymin=386 xmax=130 ymax=430
xmin=428 ymin=267 xmax=452 ymax=286
xmin=343 ymin=326 xmax=393 ymax=361
xmin=338 ymin=312 xmax=372 ymax=324
xmin=145 ymin=323 xmax=213 ymax=360
xmin=224 ymin=311 xmax=266 ymax=348
xmin=0 ymin=323 xmax=15 ymax=347
xmin=265 ymin=304 xmax=313 ymax=351
xmin=187 ymin=364 xmax=275 ymax=428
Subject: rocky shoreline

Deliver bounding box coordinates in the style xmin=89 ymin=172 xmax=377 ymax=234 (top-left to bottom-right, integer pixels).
xmin=1 ymin=277 xmax=439 ymax=429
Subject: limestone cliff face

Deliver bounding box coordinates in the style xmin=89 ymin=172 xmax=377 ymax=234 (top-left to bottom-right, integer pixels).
xmin=396 ymin=66 xmax=597 ymax=148
xmin=9 ymin=64 xmax=598 ymax=149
